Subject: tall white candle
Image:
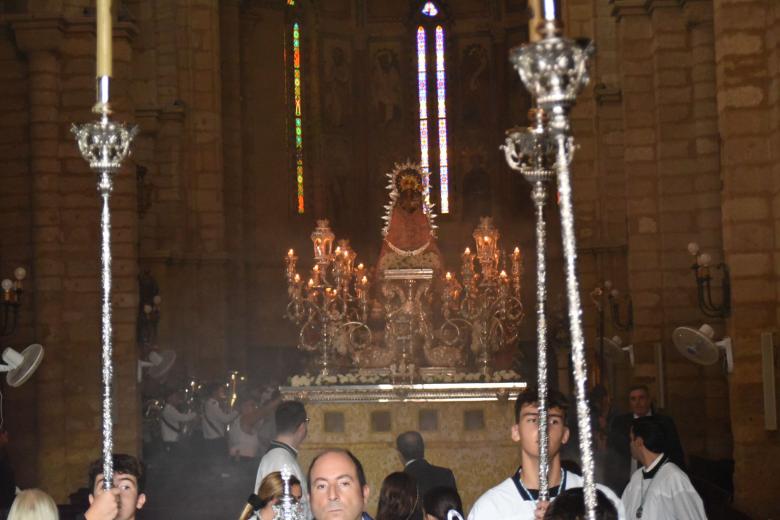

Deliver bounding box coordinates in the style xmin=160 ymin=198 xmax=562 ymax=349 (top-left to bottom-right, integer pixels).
xmin=543 ymin=0 xmax=557 ymax=21
xmin=96 ymin=0 xmax=112 ymax=77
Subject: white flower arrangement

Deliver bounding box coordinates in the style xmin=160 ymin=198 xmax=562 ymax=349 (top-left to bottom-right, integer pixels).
xmin=287 ymin=369 xmax=520 ymax=387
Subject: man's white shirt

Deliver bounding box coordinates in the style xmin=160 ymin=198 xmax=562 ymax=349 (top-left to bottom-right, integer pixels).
xmin=254 ymin=442 xmax=311 ymax=520
xmin=621 ymin=454 xmax=706 ymax=520
xmin=468 ymin=470 xmax=625 ymax=520
xmin=160 ymin=403 xmax=196 ymax=443
xmin=201 ymin=398 xmax=238 ymax=440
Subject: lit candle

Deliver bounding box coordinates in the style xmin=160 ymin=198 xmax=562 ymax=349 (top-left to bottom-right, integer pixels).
xmin=294 ymin=273 xmax=301 ymax=284
xmin=308 ymin=278 xmax=315 ymax=288
xmin=543 ymin=0 xmax=557 ymax=21
xmin=445 ymin=272 xmax=452 ymax=281
xmin=96 ymin=0 xmax=113 ymax=78
xmin=464 ymin=247 xmax=471 ymax=255
xmin=288 ymin=249 xmax=294 ymax=257
xmin=361 ymin=275 xmax=368 ymax=286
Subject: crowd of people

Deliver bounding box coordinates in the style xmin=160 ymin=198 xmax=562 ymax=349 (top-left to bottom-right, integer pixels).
xmin=0 ymin=384 xmax=709 ymax=520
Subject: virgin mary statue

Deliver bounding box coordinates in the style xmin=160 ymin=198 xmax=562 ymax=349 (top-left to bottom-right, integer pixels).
xmin=377 ymin=161 xmax=443 ymax=273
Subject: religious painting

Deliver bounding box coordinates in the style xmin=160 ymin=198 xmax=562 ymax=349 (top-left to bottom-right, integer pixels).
xmin=460 ymin=147 xmax=493 ymax=226
xmin=321 ymin=38 xmax=352 ymax=129
xmin=365 ymin=0 xmax=407 ymax=22
xmin=461 ymin=42 xmax=490 ymax=126
xmin=321 ymin=134 xmax=353 ymax=232
xmin=505 ymin=0 xmax=530 ymax=14
xmin=371 ymin=47 xmax=403 ymax=126
xmin=317 ymin=0 xmax=351 ymax=20
xmin=450 ymin=0 xmax=491 ymax=17
xmin=504 ymin=28 xmax=532 ymax=127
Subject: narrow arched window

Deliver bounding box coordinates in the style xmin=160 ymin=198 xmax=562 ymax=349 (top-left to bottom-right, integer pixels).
xmin=287 ymin=1 xmax=305 ymax=213
xmin=416 ymin=1 xmax=450 ymax=214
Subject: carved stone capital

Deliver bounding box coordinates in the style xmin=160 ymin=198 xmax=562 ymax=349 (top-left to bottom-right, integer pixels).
xmin=12 ymin=18 xmax=64 ymax=55
xmin=610 ymin=0 xmax=650 ymax=19
xmin=65 ymin=17 xmax=138 ymax=43
xmin=646 ymin=0 xmax=683 ymax=14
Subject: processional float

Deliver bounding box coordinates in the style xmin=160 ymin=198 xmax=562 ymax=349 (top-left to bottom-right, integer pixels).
xmin=502 ymin=0 xmax=596 ymax=517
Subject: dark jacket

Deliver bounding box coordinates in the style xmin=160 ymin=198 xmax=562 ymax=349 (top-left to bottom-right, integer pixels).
xmin=405 ymin=459 xmax=457 ymax=496
xmin=606 ymin=412 xmax=686 ymax=493
xmin=404 ymin=459 xmax=457 ymax=520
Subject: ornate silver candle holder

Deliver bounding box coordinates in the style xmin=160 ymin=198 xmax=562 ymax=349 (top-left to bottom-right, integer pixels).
xmin=273 ymin=465 xmax=306 ymax=520
xmin=502 ymin=106 xmax=556 ymax=499
xmin=508 ymin=18 xmax=597 ymax=518
xmin=71 ymin=77 xmax=138 ymax=488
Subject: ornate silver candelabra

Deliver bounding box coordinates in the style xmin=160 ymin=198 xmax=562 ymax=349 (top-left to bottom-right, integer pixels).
xmin=442 ymin=217 xmax=524 ymax=376
xmin=507 ymin=11 xmax=597 ymax=517
xmin=285 ymin=220 xmax=370 ymax=376
xmin=71 ymin=76 xmax=138 ymax=488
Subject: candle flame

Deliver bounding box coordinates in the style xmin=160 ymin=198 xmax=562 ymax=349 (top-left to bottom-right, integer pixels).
xmin=288 ymin=249 xmax=294 ymax=256
xmin=358 ymin=263 xmax=364 ymax=270
xmin=445 ymin=272 xmax=452 ymax=280
xmin=361 ymin=276 xmax=368 ymax=285
xmin=308 ymin=279 xmax=314 ymax=287
xmin=514 ymin=246 xmax=520 ymax=255
xmin=294 ymin=273 xmax=301 ymax=283
xmin=464 ymin=247 xmax=471 ymax=255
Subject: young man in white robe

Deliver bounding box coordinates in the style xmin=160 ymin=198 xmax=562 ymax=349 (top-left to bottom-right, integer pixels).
xmin=468 ymin=389 xmax=625 ymax=520
xmin=621 ymin=416 xmax=706 ymax=520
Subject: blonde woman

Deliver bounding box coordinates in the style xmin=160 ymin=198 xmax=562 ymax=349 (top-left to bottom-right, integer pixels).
xmin=239 ymin=471 xmax=302 ymax=520
xmin=7 ymin=489 xmax=59 ymax=520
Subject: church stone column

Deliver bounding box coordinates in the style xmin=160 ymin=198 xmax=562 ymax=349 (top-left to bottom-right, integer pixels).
xmin=612 ymin=1 xmax=664 ymax=388
xmin=220 ymin=0 xmax=247 ymax=369
xmin=12 ymin=18 xmax=67 ymax=498
xmin=713 ymin=1 xmax=779 ymax=516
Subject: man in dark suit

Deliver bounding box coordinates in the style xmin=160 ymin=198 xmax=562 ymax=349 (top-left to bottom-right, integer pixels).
xmin=606 ymin=384 xmax=685 ymax=494
xmin=396 ymin=431 xmax=457 ymax=520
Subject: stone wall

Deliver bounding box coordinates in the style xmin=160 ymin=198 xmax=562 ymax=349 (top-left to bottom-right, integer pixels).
xmin=714 ymin=0 xmax=780 ymax=516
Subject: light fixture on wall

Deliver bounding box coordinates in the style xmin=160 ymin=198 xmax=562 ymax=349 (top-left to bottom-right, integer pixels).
xmin=590 ymin=281 xmax=633 ymax=383
xmin=687 ymin=242 xmax=731 ymax=318
xmin=1 ymin=267 xmax=26 ymax=337
xmin=604 ymin=280 xmax=633 ymax=331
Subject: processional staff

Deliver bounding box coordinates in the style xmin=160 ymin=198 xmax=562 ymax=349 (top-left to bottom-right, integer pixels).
xmin=72 ymin=0 xmax=138 ymax=490
xmin=504 ymin=0 xmax=597 ymax=517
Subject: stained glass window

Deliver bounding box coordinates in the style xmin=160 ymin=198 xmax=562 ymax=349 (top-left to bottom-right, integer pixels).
xmin=421 ymin=1 xmax=439 ymax=16
xmin=416 ymin=3 xmax=450 ymax=214
xmin=416 ymin=27 xmax=430 ymax=199
xmin=293 ymin=22 xmax=304 ymax=213
xmin=435 ymin=25 xmax=449 ymax=214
